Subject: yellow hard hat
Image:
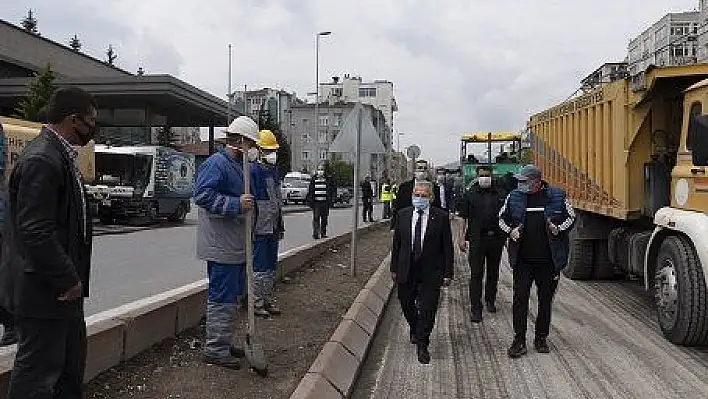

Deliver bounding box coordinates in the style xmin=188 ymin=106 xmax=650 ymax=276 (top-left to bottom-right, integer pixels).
xmin=257 ymin=129 xmax=279 ymax=150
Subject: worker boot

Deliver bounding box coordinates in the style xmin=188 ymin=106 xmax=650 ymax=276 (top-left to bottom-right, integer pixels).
xmin=254 ymin=298 xmax=271 ymax=318
xmin=203 ymin=302 xmax=241 ymax=369
xmin=263 ymin=277 xmax=281 ymax=315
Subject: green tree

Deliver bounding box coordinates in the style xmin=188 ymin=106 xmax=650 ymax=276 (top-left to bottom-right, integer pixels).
xmin=21 ymin=10 xmax=39 ymax=35
xmin=326 ymin=159 xmax=354 ymax=187
xmin=69 ymin=34 xmax=81 ymax=51
xmin=15 ymin=64 xmax=57 ymax=122
xmin=257 ymin=108 xmax=292 ymax=179
xmin=156 ymin=125 xmax=178 ymax=148
xmin=106 ymin=44 xmax=117 ymax=66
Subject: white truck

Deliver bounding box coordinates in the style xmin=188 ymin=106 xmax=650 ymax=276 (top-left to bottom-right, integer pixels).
xmin=86 ymin=145 xmax=195 ymax=224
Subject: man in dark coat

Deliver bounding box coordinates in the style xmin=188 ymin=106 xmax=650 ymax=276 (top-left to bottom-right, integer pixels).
xmin=1 ymin=87 xmax=96 ymax=398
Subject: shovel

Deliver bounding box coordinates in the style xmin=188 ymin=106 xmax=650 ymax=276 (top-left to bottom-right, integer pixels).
xmin=242 ymin=149 xmax=268 ymax=377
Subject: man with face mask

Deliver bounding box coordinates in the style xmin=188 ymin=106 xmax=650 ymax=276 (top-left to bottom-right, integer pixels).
xmin=361 ymin=175 xmax=375 ymax=223
xmin=458 ymin=165 xmax=507 ymax=322
xmin=1 ymin=87 xmax=96 ymax=398
xmin=306 ymin=164 xmax=333 ymax=239
xmin=498 ymin=165 xmax=575 ymax=358
xmin=390 ymin=162 xmax=441 ymax=231
xmin=194 ymin=116 xmax=258 ymax=369
xmin=251 ymin=130 xmax=285 ymax=317
xmin=390 ymin=181 xmax=454 ymax=364
xmin=436 ymin=170 xmax=454 ymax=213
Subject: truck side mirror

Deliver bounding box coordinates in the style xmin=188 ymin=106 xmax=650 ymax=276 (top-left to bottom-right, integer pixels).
xmin=690 ymin=114 xmax=708 ymax=166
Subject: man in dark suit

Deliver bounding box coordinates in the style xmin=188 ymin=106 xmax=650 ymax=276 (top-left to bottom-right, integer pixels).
xmin=1 ymin=87 xmax=96 ymax=398
xmin=390 ymin=167 xmax=441 ymax=230
xmin=390 ymin=180 xmax=454 ymax=364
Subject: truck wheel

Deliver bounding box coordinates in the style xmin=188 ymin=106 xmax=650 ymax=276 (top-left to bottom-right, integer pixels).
xmin=563 ymin=237 xmax=594 ymax=280
xmin=146 ymin=203 xmax=159 ymax=225
xmin=592 ymin=240 xmax=617 ymax=279
xmin=655 ymin=235 xmax=708 ymax=346
xmin=168 ymin=204 xmax=187 ymax=223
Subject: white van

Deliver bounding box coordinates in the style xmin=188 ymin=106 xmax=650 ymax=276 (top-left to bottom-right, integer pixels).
xmin=281 ymin=172 xmax=312 ymax=205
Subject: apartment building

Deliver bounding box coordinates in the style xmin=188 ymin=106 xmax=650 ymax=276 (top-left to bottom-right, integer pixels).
xmin=319 ymin=75 xmax=398 ymax=129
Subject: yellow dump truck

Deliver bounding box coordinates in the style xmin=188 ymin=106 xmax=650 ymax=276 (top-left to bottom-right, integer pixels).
xmin=527 ymin=64 xmax=708 ymax=346
xmin=0 ymin=116 xmax=95 ymax=182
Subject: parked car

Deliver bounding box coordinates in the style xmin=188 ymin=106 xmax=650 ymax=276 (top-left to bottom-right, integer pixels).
xmin=281 ymin=172 xmax=312 ymax=205
xmin=333 ymin=187 xmax=352 ymax=206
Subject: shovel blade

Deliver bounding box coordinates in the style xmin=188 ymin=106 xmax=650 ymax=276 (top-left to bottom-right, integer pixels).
xmin=244 ymin=339 xmax=268 ymax=375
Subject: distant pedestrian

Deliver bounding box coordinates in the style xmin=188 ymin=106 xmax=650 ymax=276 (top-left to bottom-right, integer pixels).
xmin=252 ymin=130 xmax=285 ymax=318
xmin=390 ymin=162 xmax=442 ymax=231
xmin=1 ymin=87 xmax=96 ymax=398
xmin=498 ymin=165 xmax=575 ymax=358
xmin=436 ymin=171 xmax=454 ymax=213
xmin=361 ymin=175 xmax=375 ymax=222
xmin=458 ymin=165 xmax=507 ymax=322
xmin=194 ymin=116 xmax=259 ymax=370
xmin=306 ymin=164 xmax=333 ymax=239
xmin=380 ymin=179 xmax=393 ymax=219
xmin=390 ymin=180 xmax=454 ymax=364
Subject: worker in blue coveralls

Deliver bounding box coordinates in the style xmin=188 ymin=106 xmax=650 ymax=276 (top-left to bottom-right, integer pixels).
xmin=252 ymin=129 xmax=285 ymax=318
xmin=194 ymin=115 xmax=259 ymax=370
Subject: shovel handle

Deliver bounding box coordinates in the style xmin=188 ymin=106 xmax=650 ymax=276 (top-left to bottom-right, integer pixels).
xmin=243 ymin=151 xmax=255 ymax=338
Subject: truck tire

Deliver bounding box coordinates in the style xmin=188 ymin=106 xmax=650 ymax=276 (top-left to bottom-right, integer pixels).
xmin=563 ymin=237 xmax=594 ymax=280
xmin=592 ymin=240 xmax=617 ymax=279
xmin=168 ymin=204 xmax=187 ymax=223
xmin=655 ymin=235 xmax=708 ymax=346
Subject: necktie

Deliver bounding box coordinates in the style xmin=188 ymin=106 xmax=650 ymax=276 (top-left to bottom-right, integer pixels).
xmin=414 ymin=209 xmax=424 ymax=261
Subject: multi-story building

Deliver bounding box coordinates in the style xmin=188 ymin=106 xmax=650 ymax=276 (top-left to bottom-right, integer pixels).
xmin=289 ymin=101 xmax=391 ymax=179
xmin=231 ymin=88 xmax=302 ymax=143
xmin=698 ymin=0 xmax=708 ymax=60
xmin=628 ymin=11 xmax=699 ymax=77
xmin=580 ymin=62 xmax=628 ymax=92
xmin=319 ymin=75 xmax=398 ymax=130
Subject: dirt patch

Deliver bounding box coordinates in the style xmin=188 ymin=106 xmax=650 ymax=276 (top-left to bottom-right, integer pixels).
xmin=87 ymin=225 xmax=391 ymax=399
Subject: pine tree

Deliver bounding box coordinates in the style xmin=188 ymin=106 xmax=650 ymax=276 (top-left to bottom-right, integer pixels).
xmin=106 ymin=45 xmax=117 ymax=66
xmin=69 ymin=35 xmax=81 ymax=51
xmin=21 ymin=10 xmax=39 ymax=35
xmin=257 ymin=108 xmax=292 ymax=178
xmin=15 ymin=64 xmax=57 ymax=122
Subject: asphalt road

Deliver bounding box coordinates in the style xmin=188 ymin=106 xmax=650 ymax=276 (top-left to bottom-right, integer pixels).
xmin=352 ymin=236 xmax=708 ymax=398
xmin=84 ymin=203 xmax=383 ymax=316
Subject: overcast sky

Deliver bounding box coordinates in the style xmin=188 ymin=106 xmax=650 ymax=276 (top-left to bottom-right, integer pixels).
xmin=3 ymin=0 xmax=700 ymax=165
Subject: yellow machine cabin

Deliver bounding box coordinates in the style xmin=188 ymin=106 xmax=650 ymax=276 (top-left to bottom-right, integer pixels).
xmin=528 ymin=64 xmax=708 ymax=346
xmin=0 ymin=116 xmax=95 ymax=183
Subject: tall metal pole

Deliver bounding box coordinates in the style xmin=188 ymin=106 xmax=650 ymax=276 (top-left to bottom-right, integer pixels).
xmin=227 ymin=44 xmax=232 ymax=125
xmin=351 ymin=105 xmax=363 ymax=277
xmin=315 ymin=34 xmax=320 ymax=147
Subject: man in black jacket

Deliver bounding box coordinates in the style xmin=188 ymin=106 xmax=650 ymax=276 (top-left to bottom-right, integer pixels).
xmin=390 ymin=181 xmax=454 ymax=364
xmin=306 ymin=164 xmax=333 ymax=239
xmin=361 ymin=175 xmax=375 ymax=222
xmin=390 ymin=165 xmax=441 ymax=230
xmin=1 ymin=87 xmax=96 ymax=398
xmin=458 ymin=165 xmax=507 ymax=322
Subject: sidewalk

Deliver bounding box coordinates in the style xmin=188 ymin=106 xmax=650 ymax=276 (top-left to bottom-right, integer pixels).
xmin=352 ymin=246 xmax=708 ymax=399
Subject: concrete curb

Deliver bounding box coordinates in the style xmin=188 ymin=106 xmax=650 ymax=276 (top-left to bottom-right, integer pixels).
xmin=0 ymin=221 xmax=387 ymax=396
xmin=290 ymin=253 xmax=393 ymax=399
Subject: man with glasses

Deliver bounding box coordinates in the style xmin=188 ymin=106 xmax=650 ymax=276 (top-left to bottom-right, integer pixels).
xmin=390 ymin=181 xmax=454 ymax=364
xmin=1 ymin=87 xmax=96 ymax=398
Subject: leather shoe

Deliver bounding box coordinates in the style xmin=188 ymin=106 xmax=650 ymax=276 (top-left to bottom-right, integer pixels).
xmin=486 ymin=301 xmax=497 ymax=313
xmin=470 ymin=309 xmax=482 ymax=323
xmin=410 ymin=332 xmax=418 ymax=345
xmin=534 ymin=338 xmax=550 ymax=353
xmin=507 ymin=339 xmax=527 ymax=358
xmin=417 ymin=346 xmax=431 ymax=364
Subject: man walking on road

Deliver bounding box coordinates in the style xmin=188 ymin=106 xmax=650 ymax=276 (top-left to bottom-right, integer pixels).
xmin=498 ymin=165 xmax=575 ymax=358
xmin=391 ymin=181 xmax=454 ymax=364
xmin=458 ymin=165 xmax=507 ymax=322
xmin=194 ymin=116 xmax=259 ymax=369
xmin=252 ymin=130 xmax=285 ymax=318
xmin=361 ymin=175 xmax=375 ymax=223
xmin=1 ymin=88 xmax=96 ymax=398
xmin=307 ymin=164 xmax=333 ymax=239
xmin=391 ymin=163 xmax=441 ymax=230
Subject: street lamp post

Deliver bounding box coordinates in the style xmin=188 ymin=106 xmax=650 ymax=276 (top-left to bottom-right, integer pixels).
xmin=315 ymin=31 xmax=331 ymax=159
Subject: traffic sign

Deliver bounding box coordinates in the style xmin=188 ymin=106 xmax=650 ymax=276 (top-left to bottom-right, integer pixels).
xmin=406 ymin=145 xmax=421 ymax=159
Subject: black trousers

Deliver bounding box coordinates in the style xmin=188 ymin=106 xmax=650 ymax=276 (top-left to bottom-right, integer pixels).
xmin=397 ymin=267 xmax=441 ymax=348
xmin=8 ymin=315 xmax=87 ymax=399
xmin=512 ymin=261 xmax=559 ymax=341
xmin=362 ymin=198 xmax=374 ymax=221
xmin=382 ymin=202 xmax=391 ymax=219
xmin=468 ymin=235 xmax=505 ymax=310
xmin=311 ymin=203 xmax=329 ymax=237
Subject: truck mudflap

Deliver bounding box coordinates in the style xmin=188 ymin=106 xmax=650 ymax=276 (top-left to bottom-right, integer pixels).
xmin=647 ymin=207 xmax=708 ymax=345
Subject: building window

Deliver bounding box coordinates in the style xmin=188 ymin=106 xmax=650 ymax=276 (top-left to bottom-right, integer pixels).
xmin=302 ymin=151 xmax=310 ymax=160
xmin=302 ymin=133 xmax=310 ymax=141
xmin=331 ymin=88 xmax=343 ymax=97
xmin=319 ymin=150 xmax=328 ymax=160
xmin=318 ymin=131 xmax=327 ymax=143
xmin=319 ymin=115 xmax=329 ymax=126
xmin=359 ymin=87 xmax=377 ymax=97
xmin=332 ymin=114 xmax=342 ymax=127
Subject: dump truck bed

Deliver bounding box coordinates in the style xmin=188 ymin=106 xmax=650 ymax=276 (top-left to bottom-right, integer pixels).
xmin=528 ymin=64 xmax=708 ymax=220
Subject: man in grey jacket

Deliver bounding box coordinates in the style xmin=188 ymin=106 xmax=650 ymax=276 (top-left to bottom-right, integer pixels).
xmin=194 ymin=116 xmax=259 ymax=369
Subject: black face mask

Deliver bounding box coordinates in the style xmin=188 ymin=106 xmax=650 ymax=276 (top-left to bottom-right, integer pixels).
xmin=74 ymin=116 xmax=96 ymax=146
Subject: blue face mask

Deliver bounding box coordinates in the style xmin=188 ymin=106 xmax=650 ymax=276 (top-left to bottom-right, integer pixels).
xmin=412 ymin=196 xmax=430 ymax=211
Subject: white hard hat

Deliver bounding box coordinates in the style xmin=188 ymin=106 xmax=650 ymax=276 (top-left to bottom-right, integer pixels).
xmin=224 ymin=116 xmax=259 ymax=141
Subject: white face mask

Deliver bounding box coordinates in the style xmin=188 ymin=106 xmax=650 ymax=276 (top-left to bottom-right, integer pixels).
xmin=415 ymin=171 xmax=426 ymax=181
xmin=264 ymin=152 xmax=277 ymax=164
xmin=247 ymin=147 xmax=260 ymax=162
xmin=437 ymin=175 xmax=445 ymax=183
xmin=478 ymin=176 xmax=492 ymax=188
xmin=317 ymin=169 xmax=324 ymax=176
